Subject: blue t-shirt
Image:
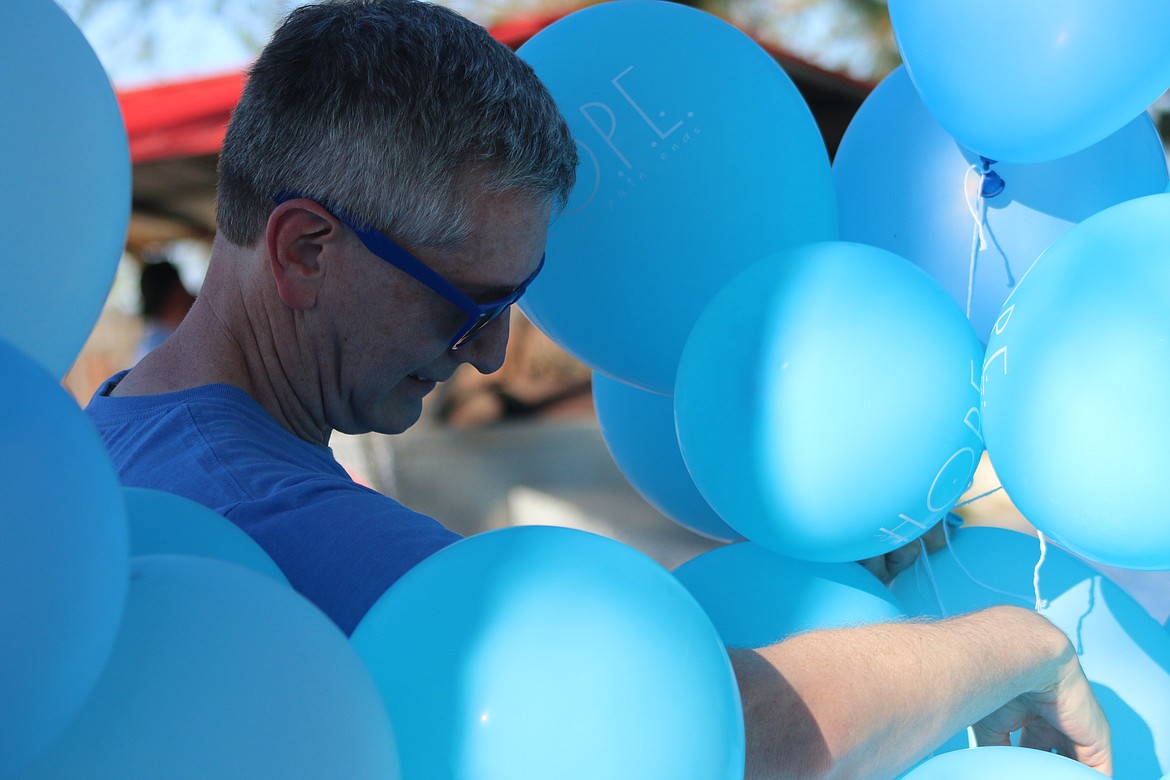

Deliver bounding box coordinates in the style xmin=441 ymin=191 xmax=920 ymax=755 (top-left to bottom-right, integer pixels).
xmin=86 ymin=372 xmax=460 ymax=634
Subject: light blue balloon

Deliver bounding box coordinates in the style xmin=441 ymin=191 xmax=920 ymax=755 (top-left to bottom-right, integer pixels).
xmin=0 ymin=338 xmax=129 ymax=777
xmin=593 ymin=372 xmax=739 ymax=541
xmin=674 ymin=242 xmax=985 ymax=563
xmin=19 ymin=555 xmax=399 ymax=779
xmin=673 ymin=542 xmax=905 ymax=649
xmin=0 ymin=0 xmax=130 ymax=378
xmin=888 ymin=0 xmax=1170 ymax=164
xmin=1088 ymin=562 xmax=1170 ymax=628
xmin=900 ymin=746 xmax=1111 ymax=779
xmin=518 ymin=0 xmax=836 ymax=394
xmin=123 ymin=487 xmax=289 ymax=586
xmin=891 ymin=526 xmax=1170 ymax=778
xmin=350 ymin=525 xmax=744 ymax=780
xmin=834 ymin=66 xmax=1169 ymax=345
xmin=981 ymin=193 xmax=1170 ymax=569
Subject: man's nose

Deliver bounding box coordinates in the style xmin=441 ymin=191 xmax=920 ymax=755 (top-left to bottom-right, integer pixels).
xmin=454 ymin=310 xmax=511 ymax=375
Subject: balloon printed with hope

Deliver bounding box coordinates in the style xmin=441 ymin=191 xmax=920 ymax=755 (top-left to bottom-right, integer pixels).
xmin=981 ymin=193 xmax=1170 ymax=570
xmin=675 ymin=241 xmax=985 ymax=563
xmin=518 ymin=0 xmax=836 ymax=394
xmin=834 ymin=66 xmax=1169 ymax=345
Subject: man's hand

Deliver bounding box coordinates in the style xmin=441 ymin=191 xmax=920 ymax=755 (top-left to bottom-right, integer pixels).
xmin=858 ymin=516 xmax=953 ymax=584
xmin=973 ymin=613 xmax=1112 ymax=775
xmin=732 ymin=605 xmax=1112 ymax=779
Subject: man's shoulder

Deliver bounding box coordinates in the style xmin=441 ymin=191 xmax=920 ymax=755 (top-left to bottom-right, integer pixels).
xmin=87 ymin=379 xmax=345 ymax=506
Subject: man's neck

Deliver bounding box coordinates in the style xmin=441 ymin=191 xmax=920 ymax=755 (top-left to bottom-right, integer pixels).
xmin=113 ymin=245 xmax=334 ymax=447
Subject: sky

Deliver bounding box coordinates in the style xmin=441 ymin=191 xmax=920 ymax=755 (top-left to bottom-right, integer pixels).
xmin=55 ymin=0 xmax=898 ymax=89
xmin=55 ymin=0 xmax=294 ymax=86
xmin=54 ymin=0 xmax=600 ymax=87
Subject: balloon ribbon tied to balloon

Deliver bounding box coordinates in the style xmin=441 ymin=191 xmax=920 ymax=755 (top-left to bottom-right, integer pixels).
xmin=963 ymin=157 xmax=1012 ymax=320
xmin=914 ymin=488 xmax=1053 ymax=619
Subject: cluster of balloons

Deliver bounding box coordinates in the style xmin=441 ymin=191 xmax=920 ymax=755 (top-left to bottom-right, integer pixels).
xmin=516 ymin=0 xmax=1170 ymax=775
xmin=520 ymin=0 xmax=1170 ymax=573
xmin=8 ymin=0 xmax=1170 ymax=777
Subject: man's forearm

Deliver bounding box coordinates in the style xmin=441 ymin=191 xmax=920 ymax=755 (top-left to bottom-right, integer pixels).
xmin=730 ymin=605 xmax=1108 ymax=780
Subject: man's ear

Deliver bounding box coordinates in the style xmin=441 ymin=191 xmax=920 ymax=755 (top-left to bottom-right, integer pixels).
xmin=265 ymin=199 xmax=339 ymax=310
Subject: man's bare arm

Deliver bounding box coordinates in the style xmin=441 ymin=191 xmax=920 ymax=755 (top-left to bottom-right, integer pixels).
xmin=730 ymin=605 xmax=1111 ymax=780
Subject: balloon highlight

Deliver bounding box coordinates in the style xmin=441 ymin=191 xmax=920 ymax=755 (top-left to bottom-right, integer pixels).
xmin=675 ymin=242 xmax=984 ymax=562
xmin=351 ymin=525 xmax=745 ymax=780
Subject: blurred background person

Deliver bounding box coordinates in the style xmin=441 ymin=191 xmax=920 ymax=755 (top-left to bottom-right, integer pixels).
xmin=135 ymin=258 xmax=195 ymax=362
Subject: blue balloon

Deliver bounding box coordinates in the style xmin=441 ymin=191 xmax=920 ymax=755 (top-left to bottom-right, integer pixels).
xmin=834 ymin=66 xmax=1169 ymax=345
xmin=887 ymin=0 xmax=1170 ymax=164
xmin=673 ymin=542 xmax=905 ymax=649
xmin=1088 ymin=562 xmax=1170 ymax=628
xmin=674 ymin=242 xmax=985 ymax=562
xmin=0 ymin=0 xmax=130 ymax=378
xmin=20 ymin=555 xmax=399 ymax=779
xmin=593 ymin=372 xmax=739 ymax=541
xmin=0 ymin=338 xmax=129 ymax=776
xmin=981 ymin=193 xmax=1170 ymax=569
xmin=900 ymin=746 xmax=1112 ymax=779
xmin=350 ymin=525 xmax=744 ymax=780
xmin=123 ymin=487 xmax=289 ymax=585
xmin=891 ymin=526 xmax=1170 ymax=778
xmin=518 ymin=1 xmax=836 ymax=394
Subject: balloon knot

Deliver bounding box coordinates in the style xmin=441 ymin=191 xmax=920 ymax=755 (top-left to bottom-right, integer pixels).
xmin=979 ymin=157 xmax=1005 ymax=198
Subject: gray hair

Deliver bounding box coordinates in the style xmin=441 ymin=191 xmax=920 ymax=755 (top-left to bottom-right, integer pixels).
xmin=216 ymin=0 xmax=577 ymax=248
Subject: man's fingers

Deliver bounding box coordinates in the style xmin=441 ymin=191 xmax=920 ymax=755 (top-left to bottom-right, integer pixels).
xmin=857 ymin=556 xmax=890 ymax=583
xmin=1018 ymin=720 xmax=1069 ymax=754
xmin=975 ymin=715 xmax=1112 ymax=777
xmin=969 ymin=723 xmax=1013 ymax=748
xmin=884 ymin=542 xmax=921 ymax=579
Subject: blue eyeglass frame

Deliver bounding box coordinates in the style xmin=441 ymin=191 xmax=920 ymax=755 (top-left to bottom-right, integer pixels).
xmin=275 ymin=195 xmax=544 ymax=350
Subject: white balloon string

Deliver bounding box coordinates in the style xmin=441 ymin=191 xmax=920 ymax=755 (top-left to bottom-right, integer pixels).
xmin=1073 ymin=575 xmax=1095 ymax=655
xmin=963 ymin=164 xmax=983 ymax=234
xmin=1033 ymin=530 xmax=1049 ymax=612
xmin=918 ymin=536 xmax=949 ymax=618
xmin=941 ymin=515 xmax=1034 ymax=606
xmin=1001 ymin=239 xmax=1017 ymax=289
xmin=952 ymin=485 xmax=1003 ymax=510
xmin=963 ymin=164 xmax=989 ymax=318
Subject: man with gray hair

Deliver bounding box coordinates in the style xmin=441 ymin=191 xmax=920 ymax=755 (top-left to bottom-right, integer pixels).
xmin=90 ymin=0 xmax=572 ymax=634
xmin=86 ymin=1 xmax=1111 ymax=777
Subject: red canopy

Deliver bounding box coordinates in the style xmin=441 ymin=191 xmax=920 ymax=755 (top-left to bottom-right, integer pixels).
xmin=118 ymin=71 xmax=245 ymax=163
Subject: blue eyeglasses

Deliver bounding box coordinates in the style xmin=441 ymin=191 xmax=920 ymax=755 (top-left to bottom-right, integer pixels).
xmin=276 ymin=195 xmax=544 ymax=350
